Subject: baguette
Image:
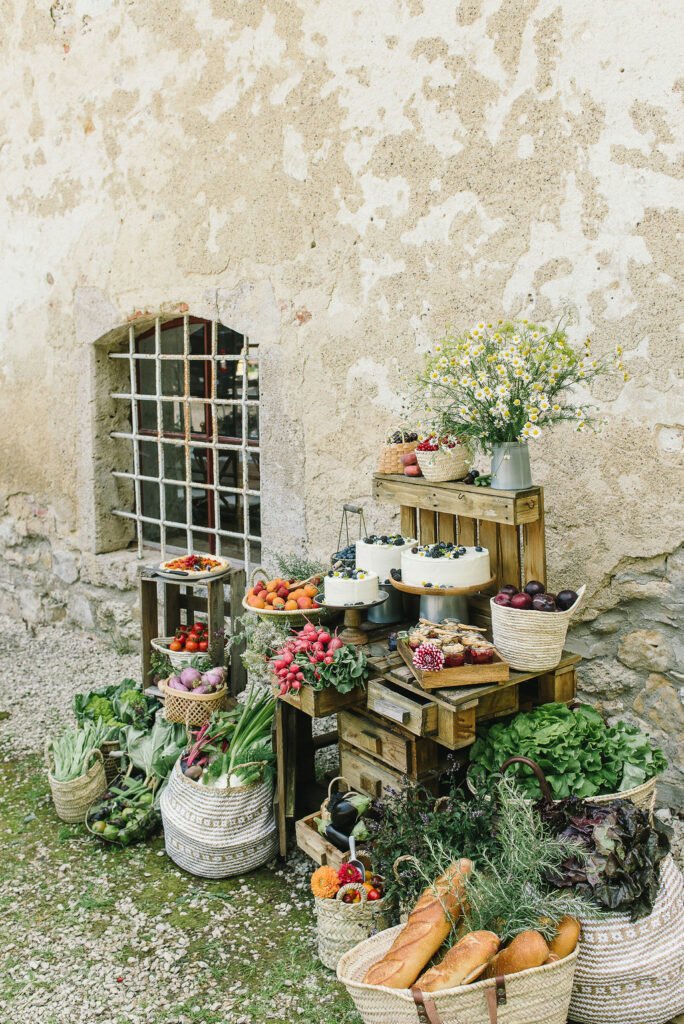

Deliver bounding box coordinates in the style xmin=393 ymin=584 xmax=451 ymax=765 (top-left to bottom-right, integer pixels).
xmin=363 ymin=859 xmax=472 ymax=989
xmin=548 ymin=916 xmax=580 ymax=959
xmin=483 ymin=930 xmax=549 ymax=979
xmin=415 ymin=930 xmax=500 ymax=992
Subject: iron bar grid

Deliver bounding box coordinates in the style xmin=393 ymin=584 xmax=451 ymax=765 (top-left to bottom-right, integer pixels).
xmin=108 ymin=315 xmax=260 ymax=567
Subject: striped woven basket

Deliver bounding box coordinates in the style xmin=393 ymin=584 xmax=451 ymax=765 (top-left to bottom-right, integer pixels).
xmin=415 ymin=444 xmax=472 ymax=483
xmin=45 ymin=742 xmax=108 ymax=824
xmin=337 ymin=926 xmax=579 ymax=1024
xmin=490 ymin=586 xmax=585 ymax=672
xmin=569 ymin=854 xmax=684 ymax=1024
xmin=160 ymin=759 xmax=277 ymax=878
xmin=315 ymin=883 xmax=393 ymax=971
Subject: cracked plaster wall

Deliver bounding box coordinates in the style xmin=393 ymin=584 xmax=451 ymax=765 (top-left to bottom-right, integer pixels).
xmin=0 ymin=2 xmax=682 ymax=795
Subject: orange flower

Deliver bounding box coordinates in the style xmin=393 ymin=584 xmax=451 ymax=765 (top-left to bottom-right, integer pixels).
xmin=311 ymin=865 xmax=341 ymax=899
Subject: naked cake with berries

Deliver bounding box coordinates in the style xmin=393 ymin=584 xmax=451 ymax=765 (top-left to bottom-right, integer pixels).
xmin=355 ymin=534 xmax=417 ymax=584
xmin=401 ymin=542 xmax=491 ymax=590
xmin=324 ymin=567 xmax=380 ymax=606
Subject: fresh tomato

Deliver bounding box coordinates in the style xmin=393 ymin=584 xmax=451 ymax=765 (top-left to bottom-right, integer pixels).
xmin=169 ymin=640 xmax=183 ymax=652
xmin=192 ymin=622 xmax=204 ymax=631
xmin=198 ymin=640 xmax=208 ymax=652
xmin=367 ymin=888 xmax=381 ymax=901
xmin=185 ymin=640 xmax=198 ymax=653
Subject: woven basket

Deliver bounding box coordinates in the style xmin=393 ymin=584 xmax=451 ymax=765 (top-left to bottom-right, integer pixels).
xmin=101 ymin=740 xmax=122 ymax=785
xmin=45 ymin=742 xmax=108 ymax=824
xmin=490 ymin=585 xmax=585 ymax=672
xmin=469 ymin=754 xmax=659 ymax=815
xmin=378 ymin=441 xmax=418 ymax=475
xmin=415 ymin=444 xmax=472 ymax=483
xmin=337 ymin=926 xmax=579 ymax=1024
xmin=151 ymin=637 xmax=200 ymax=670
xmin=316 ymin=883 xmax=393 ymax=970
xmin=158 ymin=676 xmax=229 ymax=726
xmin=569 ymin=854 xmax=684 ymax=1024
xmin=160 ymin=759 xmax=277 ymax=878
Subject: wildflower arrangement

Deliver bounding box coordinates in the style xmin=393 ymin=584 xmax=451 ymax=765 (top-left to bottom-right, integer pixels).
xmin=419 ymin=318 xmax=622 ymax=452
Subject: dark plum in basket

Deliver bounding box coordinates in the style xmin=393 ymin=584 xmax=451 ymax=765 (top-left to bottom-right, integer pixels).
xmin=524 ymin=580 xmax=545 ymax=598
xmin=500 ymin=584 xmax=518 ymax=597
xmin=510 ymin=592 xmax=533 ymax=610
xmin=556 ymin=589 xmax=579 ymax=611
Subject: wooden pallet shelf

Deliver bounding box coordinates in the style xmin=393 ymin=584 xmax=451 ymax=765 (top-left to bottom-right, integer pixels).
xmin=373 ymin=474 xmax=546 ymax=593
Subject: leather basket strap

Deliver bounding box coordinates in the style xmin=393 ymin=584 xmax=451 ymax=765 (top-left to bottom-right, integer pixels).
xmin=411 ymin=989 xmax=444 ymax=1024
xmin=485 ymin=974 xmax=507 ymax=1024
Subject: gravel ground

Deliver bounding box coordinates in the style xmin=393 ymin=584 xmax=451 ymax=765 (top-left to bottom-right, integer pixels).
xmin=1 ymin=618 xmax=682 ymax=1024
xmin=0 ymin=618 xmax=360 ymax=1024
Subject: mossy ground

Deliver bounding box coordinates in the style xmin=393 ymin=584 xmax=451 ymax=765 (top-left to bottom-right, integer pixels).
xmin=0 ymin=755 xmax=362 ymax=1024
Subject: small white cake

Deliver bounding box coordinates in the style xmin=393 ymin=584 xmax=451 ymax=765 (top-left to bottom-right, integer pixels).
xmin=355 ymin=534 xmax=417 ymax=584
xmin=401 ymin=543 xmax=491 ymax=590
xmin=324 ymin=567 xmax=379 ymax=606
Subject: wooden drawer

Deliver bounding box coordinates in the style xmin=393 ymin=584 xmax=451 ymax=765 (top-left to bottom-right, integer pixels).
xmin=367 ymin=677 xmax=438 ymax=737
xmin=339 ymin=742 xmax=439 ymax=800
xmin=476 ymin=685 xmax=518 ymax=723
xmin=338 ymin=708 xmax=439 ymax=777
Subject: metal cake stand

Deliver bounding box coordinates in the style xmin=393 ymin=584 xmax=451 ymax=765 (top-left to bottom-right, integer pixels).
xmin=314 ymin=591 xmax=390 ymax=645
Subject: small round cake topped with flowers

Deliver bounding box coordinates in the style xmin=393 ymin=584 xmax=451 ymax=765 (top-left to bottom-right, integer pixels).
xmin=323 ymin=567 xmax=380 ymax=606
xmin=355 ymin=534 xmax=417 ymax=584
xmin=401 ymin=542 xmax=491 ymax=590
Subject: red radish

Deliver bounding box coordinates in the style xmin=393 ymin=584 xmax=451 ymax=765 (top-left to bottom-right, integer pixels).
xmin=324 ymin=655 xmax=333 ymax=664
xmin=316 ymin=653 xmax=326 ymax=662
xmin=318 ymin=632 xmax=331 ymax=645
xmin=296 ymin=671 xmax=304 ymax=681
xmin=282 ymin=651 xmax=293 ymax=666
xmin=291 ymin=681 xmax=302 ymax=691
xmin=274 ymin=660 xmax=285 ymax=671
xmin=329 ymin=638 xmax=344 ymax=651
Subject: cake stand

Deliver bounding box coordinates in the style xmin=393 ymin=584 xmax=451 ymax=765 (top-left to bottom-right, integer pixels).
xmin=389 ymin=576 xmax=496 ymax=624
xmin=313 ymin=591 xmax=389 ymax=646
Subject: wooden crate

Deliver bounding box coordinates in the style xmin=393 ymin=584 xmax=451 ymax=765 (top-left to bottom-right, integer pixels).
xmin=366 ymin=676 xmax=438 ymax=736
xmin=367 ymin=650 xmax=580 ymax=751
xmin=397 ymin=638 xmax=509 ymax=689
xmin=339 ymin=741 xmax=440 ymax=800
xmin=338 ymin=708 xmax=439 ymax=776
xmin=373 ymin=475 xmax=546 ymax=600
xmin=294 ymin=812 xmax=372 ymax=869
xmin=277 ymin=684 xmax=366 ymax=718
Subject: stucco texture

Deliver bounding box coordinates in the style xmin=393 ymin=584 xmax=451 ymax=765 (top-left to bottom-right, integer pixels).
xmin=0 ymin=4 xmax=682 ymax=785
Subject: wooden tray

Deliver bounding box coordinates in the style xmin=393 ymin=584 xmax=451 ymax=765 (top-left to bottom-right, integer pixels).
xmin=390 ymin=576 xmax=496 ymax=597
xmin=397 ymin=638 xmax=509 ymax=690
xmin=295 ymin=811 xmax=372 ymax=869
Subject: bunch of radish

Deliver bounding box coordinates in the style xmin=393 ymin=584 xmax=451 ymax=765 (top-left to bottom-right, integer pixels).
xmin=272 ymin=622 xmax=345 ymax=695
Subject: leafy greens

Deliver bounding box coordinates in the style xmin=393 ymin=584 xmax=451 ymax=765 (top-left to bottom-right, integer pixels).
xmin=468 ymin=703 xmax=666 ymax=800
xmin=537 ymin=797 xmax=671 ymax=921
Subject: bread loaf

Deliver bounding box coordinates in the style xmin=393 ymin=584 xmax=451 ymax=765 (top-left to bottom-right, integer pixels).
xmin=483 ymin=930 xmax=549 ymax=979
xmin=415 ymin=930 xmax=500 ymax=992
xmin=363 ymin=859 xmax=472 ymax=989
xmin=548 ymin=916 xmax=580 ymax=959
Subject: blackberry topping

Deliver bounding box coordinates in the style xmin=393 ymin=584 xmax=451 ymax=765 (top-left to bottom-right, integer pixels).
xmin=411 ymin=546 xmax=418 ymax=554
xmin=475 ymin=545 xmax=483 ymax=552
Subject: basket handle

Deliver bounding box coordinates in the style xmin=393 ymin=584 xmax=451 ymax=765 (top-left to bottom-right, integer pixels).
xmin=85 ymin=747 xmax=105 ymax=770
xmin=327 ymin=775 xmax=350 ymax=801
xmin=250 ymin=567 xmax=269 ymax=586
xmin=411 ymin=990 xmax=444 ymax=1024
xmin=433 ymin=796 xmax=450 ymax=813
xmin=392 ymin=854 xmax=421 ymax=882
xmin=500 ymin=756 xmax=554 ymax=804
xmin=335 ymin=882 xmax=368 ymax=904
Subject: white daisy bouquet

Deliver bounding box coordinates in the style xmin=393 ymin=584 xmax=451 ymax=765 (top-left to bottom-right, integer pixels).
xmin=419 ymin=318 xmax=623 ymax=452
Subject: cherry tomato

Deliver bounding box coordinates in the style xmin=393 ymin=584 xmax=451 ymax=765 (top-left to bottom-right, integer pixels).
xmin=169 ymin=641 xmax=183 ymax=652
xmin=185 ymin=640 xmax=198 ymax=653
xmin=192 ymin=622 xmax=204 ymax=631
xmin=198 ymin=640 xmax=208 ymax=652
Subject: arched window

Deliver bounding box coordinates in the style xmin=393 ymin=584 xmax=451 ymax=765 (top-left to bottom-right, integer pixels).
xmin=109 ymin=315 xmax=260 ymax=567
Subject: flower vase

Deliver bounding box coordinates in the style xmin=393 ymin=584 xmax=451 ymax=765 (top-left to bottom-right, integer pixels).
xmin=490 ymin=442 xmax=532 ymax=490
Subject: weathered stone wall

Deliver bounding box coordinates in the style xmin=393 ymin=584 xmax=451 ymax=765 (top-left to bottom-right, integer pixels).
xmin=1 ymin=3 xmax=682 ymax=796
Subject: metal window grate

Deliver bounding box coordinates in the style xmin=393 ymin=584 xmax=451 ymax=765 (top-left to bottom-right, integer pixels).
xmin=109 ymin=315 xmax=260 ymax=568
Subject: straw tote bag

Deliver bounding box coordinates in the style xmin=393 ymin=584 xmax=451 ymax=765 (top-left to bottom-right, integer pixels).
xmin=568 ymin=853 xmax=684 ymax=1024
xmin=160 ymin=759 xmax=277 ymax=878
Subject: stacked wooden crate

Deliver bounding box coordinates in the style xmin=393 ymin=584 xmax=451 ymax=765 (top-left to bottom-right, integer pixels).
xmin=337 ymin=475 xmax=578 ymax=792
xmin=295 ymin=474 xmax=581 ymax=861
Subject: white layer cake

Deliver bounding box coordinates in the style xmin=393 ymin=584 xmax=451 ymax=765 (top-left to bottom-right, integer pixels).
xmin=324 ymin=568 xmax=379 ymax=606
xmin=401 ymin=544 xmax=491 ymax=589
xmin=355 ymin=535 xmax=417 ymax=584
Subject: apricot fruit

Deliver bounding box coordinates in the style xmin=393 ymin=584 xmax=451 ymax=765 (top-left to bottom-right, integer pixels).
xmin=297 ymin=596 xmax=313 ymax=609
